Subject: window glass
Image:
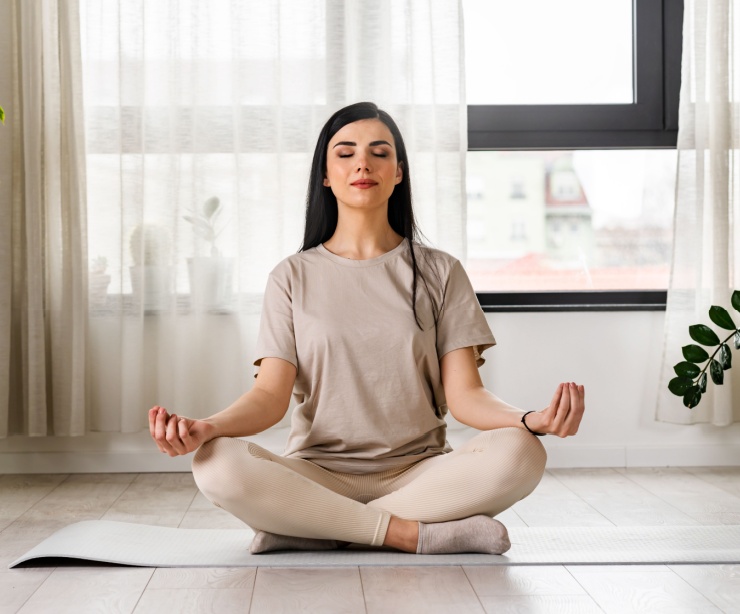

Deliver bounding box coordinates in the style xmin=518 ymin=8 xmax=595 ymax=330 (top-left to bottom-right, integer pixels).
xmin=463 ymin=0 xmax=633 ymax=105
xmin=466 ymin=150 xmax=677 ymax=291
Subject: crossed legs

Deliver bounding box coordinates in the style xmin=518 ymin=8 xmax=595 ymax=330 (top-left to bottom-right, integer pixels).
xmin=191 ymin=427 xmax=546 ymax=553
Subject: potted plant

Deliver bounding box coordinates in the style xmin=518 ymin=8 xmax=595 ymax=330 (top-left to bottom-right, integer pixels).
xmin=183 ymin=196 xmax=234 ymax=313
xmin=668 ymin=291 xmax=740 ymax=408
xmin=89 ymin=256 xmax=111 ymax=308
xmin=129 ymin=224 xmax=173 ymax=312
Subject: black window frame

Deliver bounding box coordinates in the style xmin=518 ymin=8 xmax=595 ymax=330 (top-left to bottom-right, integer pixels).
xmin=469 ymin=0 xmax=683 ymax=312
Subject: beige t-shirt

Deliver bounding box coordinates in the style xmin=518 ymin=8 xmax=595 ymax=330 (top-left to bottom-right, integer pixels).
xmin=253 ymin=239 xmax=496 ymax=473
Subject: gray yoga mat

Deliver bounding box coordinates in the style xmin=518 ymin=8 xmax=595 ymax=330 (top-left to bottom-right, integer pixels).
xmin=9 ymin=520 xmax=740 ymax=568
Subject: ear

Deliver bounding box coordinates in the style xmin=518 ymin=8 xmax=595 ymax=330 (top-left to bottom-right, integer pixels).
xmin=323 ymin=176 xmax=331 ymax=187
xmin=395 ymin=161 xmax=404 ymax=185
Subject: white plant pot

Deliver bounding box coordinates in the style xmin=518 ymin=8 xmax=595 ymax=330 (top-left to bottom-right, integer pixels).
xmin=187 ymin=257 xmax=234 ymax=313
xmin=89 ymin=273 xmax=111 ymax=309
xmin=129 ymin=265 xmax=173 ymax=312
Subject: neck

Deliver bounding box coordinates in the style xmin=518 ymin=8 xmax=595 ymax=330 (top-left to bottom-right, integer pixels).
xmin=323 ymin=205 xmax=404 ymax=260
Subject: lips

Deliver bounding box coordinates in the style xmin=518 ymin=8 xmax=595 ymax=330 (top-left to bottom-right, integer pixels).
xmin=351 ymin=179 xmax=378 ymax=188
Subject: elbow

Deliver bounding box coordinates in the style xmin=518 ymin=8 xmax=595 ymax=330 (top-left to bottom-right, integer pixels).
xmin=445 ymin=387 xmax=480 ymax=425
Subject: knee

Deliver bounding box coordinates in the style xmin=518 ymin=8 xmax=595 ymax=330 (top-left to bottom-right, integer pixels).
xmin=191 ymin=437 xmax=239 ymax=505
xmin=478 ymin=427 xmax=547 ymax=484
xmin=512 ymin=427 xmax=547 ymax=474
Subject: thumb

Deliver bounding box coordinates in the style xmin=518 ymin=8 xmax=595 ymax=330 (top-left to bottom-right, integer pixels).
xmin=178 ymin=418 xmax=191 ymax=440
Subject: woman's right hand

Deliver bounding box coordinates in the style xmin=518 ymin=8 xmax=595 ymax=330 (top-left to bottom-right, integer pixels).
xmin=148 ymin=406 xmax=215 ymax=456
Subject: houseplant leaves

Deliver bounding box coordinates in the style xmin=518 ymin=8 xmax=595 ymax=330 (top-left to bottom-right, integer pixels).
xmin=668 ymin=294 xmax=739 ymax=408
xmin=689 ymin=324 xmax=720 ymax=346
xmin=682 ymin=344 xmax=709 ymax=362
xmin=709 ymin=306 xmax=736 ymax=330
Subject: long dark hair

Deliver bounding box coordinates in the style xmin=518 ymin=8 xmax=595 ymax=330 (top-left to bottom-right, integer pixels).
xmin=299 ymin=102 xmax=441 ymax=330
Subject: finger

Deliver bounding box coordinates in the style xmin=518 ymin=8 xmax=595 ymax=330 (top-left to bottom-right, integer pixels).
xmin=178 ymin=419 xmax=194 ymax=451
xmin=148 ymin=407 xmax=159 ymax=440
xmin=166 ymin=414 xmax=185 ymax=455
xmin=552 ymin=382 xmax=573 ymax=433
xmin=155 ymin=408 xmax=173 ymax=454
xmin=564 ymin=384 xmax=586 ymax=434
xmin=543 ymin=383 xmax=564 ymax=418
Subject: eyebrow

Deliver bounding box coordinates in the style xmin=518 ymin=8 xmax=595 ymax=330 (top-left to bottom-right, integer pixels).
xmin=332 ymin=140 xmax=393 ymax=148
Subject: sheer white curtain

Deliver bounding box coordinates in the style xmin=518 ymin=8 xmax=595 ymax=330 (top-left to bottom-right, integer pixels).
xmin=80 ymin=0 xmax=467 ymax=432
xmin=0 ymin=0 xmax=88 ymax=437
xmin=657 ymin=0 xmax=740 ymax=425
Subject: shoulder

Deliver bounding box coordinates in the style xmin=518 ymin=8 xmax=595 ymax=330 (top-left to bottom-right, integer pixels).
xmin=268 ymin=247 xmax=323 ymax=279
xmin=408 ymin=241 xmax=463 ymax=281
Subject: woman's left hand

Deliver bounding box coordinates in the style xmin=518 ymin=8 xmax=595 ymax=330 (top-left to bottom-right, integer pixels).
xmin=524 ymin=382 xmax=585 ymax=438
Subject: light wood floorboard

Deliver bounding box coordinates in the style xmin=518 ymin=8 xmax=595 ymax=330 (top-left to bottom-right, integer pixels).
xmin=567 ymin=566 xmax=722 ymax=613
xmin=616 ymin=467 xmax=740 ymax=525
xmin=1 ymin=468 xmax=739 ymax=613
xmin=361 ymin=566 xmax=484 ymax=614
xmin=668 ymin=564 xmax=740 ymax=613
xmin=550 ymin=467 xmax=700 ymax=526
xmin=250 ymin=567 xmax=365 ymax=613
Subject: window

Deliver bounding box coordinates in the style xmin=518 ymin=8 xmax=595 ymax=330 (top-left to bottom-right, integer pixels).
xmin=463 ymin=0 xmax=683 ymax=310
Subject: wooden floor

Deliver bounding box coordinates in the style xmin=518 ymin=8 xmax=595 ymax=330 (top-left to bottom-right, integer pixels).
xmin=1 ymin=467 xmax=740 ymax=613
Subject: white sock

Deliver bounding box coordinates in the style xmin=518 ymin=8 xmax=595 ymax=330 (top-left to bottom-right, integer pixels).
xmin=416 ymin=515 xmax=511 ymax=555
xmin=249 ymin=531 xmax=347 ymax=554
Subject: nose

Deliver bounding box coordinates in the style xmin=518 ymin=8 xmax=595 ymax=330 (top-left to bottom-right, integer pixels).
xmin=355 ymin=153 xmax=370 ymax=172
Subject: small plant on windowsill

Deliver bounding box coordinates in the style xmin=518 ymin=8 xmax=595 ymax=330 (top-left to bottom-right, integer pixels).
xmin=183 ymin=196 xmax=224 ymax=257
xmin=668 ymin=290 xmax=740 ymax=408
xmin=183 ymin=197 xmax=234 ymax=312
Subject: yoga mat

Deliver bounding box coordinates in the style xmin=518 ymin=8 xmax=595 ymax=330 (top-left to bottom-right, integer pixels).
xmin=9 ymin=521 xmax=740 ymax=568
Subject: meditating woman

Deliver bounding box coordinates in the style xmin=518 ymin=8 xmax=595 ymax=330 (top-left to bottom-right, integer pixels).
xmin=148 ymin=101 xmax=585 ymax=555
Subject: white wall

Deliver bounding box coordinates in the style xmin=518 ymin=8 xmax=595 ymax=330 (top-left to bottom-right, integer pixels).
xmin=2 ymin=310 xmax=738 ymax=473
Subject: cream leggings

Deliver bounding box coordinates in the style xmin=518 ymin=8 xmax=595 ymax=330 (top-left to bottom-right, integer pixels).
xmin=191 ymin=427 xmax=546 ymax=547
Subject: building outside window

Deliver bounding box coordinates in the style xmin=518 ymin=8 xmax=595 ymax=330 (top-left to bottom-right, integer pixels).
xmin=463 ymin=0 xmax=681 ymax=305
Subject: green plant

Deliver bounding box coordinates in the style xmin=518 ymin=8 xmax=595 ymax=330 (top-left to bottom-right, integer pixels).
xmin=183 ymin=196 xmax=223 ymax=257
xmin=0 ymin=106 xmax=5 ymax=124
xmin=130 ymin=224 xmax=171 ymax=265
xmin=668 ymin=290 xmax=740 ymax=408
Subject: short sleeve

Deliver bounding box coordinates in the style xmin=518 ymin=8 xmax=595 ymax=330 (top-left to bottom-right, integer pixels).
xmin=252 ymin=266 xmax=298 ymax=378
xmin=435 ymin=260 xmax=496 ymax=367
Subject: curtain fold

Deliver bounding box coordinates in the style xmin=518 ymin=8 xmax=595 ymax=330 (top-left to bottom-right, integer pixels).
xmin=80 ymin=0 xmax=467 ymax=433
xmin=1 ymin=0 xmax=88 ymax=437
xmin=657 ymin=0 xmax=739 ymax=425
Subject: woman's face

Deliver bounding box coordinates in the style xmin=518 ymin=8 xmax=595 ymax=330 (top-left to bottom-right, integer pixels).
xmin=323 ymin=118 xmax=403 ymax=212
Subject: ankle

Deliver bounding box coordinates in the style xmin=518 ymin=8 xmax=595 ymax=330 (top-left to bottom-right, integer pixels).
xmin=383 ymin=517 xmax=419 ymax=553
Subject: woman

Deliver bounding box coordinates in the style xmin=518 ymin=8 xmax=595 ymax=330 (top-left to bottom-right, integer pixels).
xmin=149 ymin=102 xmax=585 ymax=555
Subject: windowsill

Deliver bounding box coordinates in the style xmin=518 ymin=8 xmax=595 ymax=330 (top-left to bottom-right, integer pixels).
xmin=89 ymin=290 xmax=667 ymax=315
xmin=476 ymin=290 xmax=667 ymax=312
xmin=88 ymin=293 xmax=264 ymax=317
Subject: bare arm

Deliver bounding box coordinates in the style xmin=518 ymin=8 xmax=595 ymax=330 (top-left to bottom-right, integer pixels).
xmin=440 ymin=346 xmax=584 ymax=437
xmin=203 ymin=357 xmax=297 ymax=438
xmin=149 ymin=357 xmax=297 ymax=456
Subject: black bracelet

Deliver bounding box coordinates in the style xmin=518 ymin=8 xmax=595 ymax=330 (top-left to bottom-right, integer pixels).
xmin=521 ymin=411 xmax=546 ymax=437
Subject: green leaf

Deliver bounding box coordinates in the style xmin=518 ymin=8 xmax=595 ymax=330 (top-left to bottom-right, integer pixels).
xmin=735 ymin=330 xmax=740 ymax=350
xmin=699 ymin=372 xmax=707 ymax=392
xmin=183 ymin=215 xmax=211 ymax=232
xmin=0 ymin=106 xmax=4 ymax=124
xmin=682 ymin=344 xmax=710 ymax=363
xmin=709 ymin=306 xmax=736 ymax=330
xmin=683 ymin=386 xmax=702 ymax=408
xmin=719 ymin=344 xmax=732 ymax=369
xmin=202 ymin=197 xmax=221 ymax=220
xmin=673 ymin=361 xmax=701 ymax=378
xmin=710 ymin=359 xmax=724 ymax=385
xmin=732 ymin=290 xmax=740 ymax=313
xmin=689 ymin=324 xmax=721 ymax=346
xmin=668 ymin=377 xmax=695 ymax=396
